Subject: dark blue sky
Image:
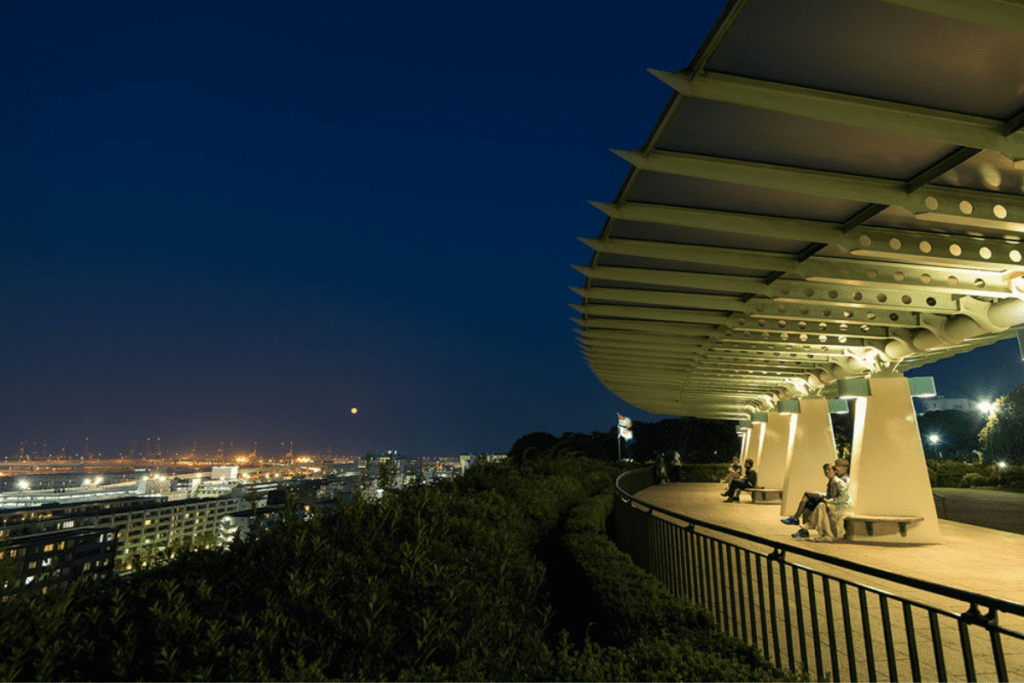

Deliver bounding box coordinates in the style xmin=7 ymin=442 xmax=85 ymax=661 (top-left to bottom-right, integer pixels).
xmin=5 ymin=1 xmax=1022 ymax=458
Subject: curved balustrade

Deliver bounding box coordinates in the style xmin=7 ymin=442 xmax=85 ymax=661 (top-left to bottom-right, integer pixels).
xmin=614 ymin=470 xmax=1024 ymax=682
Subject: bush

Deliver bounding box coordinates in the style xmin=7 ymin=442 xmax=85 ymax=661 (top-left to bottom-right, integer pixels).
xmin=555 ymin=493 xmax=799 ymax=681
xmin=959 ymin=473 xmax=988 ymax=488
xmin=674 ymin=463 xmax=732 ymax=483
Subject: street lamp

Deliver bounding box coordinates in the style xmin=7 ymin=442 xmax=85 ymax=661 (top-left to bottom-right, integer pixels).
xmin=998 ymin=460 xmax=1007 ymax=486
xmin=927 ymin=433 xmax=942 ymax=459
xmin=977 ymin=400 xmax=994 ymax=415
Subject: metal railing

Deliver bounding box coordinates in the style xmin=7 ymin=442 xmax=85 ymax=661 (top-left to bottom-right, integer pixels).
xmin=615 ymin=469 xmax=1024 ymax=682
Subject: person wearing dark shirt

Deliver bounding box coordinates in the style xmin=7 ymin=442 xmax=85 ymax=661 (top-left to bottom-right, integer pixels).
xmin=722 ymin=459 xmax=757 ymax=502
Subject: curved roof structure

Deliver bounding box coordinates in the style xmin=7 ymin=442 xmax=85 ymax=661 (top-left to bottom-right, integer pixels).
xmin=574 ymin=0 xmax=1024 ymax=420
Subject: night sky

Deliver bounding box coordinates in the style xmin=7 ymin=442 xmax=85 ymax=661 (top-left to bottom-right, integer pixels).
xmin=6 ymin=1 xmax=1023 ymax=459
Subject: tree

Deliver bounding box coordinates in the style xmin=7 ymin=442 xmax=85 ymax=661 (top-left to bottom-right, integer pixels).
xmin=507 ymin=432 xmax=558 ymax=465
xmin=979 ymin=385 xmax=1024 ymax=465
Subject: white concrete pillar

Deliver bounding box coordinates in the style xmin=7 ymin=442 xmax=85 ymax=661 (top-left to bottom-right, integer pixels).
xmin=746 ymin=421 xmax=766 ymax=470
xmin=780 ymin=398 xmax=838 ymax=517
xmin=758 ymin=412 xmax=794 ymax=489
xmin=849 ymin=377 xmax=941 ymax=544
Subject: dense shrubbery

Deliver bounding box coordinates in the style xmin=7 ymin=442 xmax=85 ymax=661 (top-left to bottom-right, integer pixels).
xmin=0 ymin=444 xmax=795 ymax=681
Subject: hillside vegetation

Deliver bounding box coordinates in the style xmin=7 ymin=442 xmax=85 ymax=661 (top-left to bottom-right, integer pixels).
xmin=0 ymin=444 xmax=797 ymax=681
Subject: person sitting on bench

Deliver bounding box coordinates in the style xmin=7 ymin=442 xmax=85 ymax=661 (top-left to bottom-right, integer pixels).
xmin=721 ymin=459 xmax=757 ymax=502
xmin=781 ymin=462 xmax=835 ymax=526
xmin=794 ymin=458 xmax=852 ymax=540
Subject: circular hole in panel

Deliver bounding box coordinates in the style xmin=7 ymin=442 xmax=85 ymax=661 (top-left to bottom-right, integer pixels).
xmin=902 ymin=295 xmax=912 ymax=304
xmin=980 ymin=247 xmax=992 ymax=260
xmin=893 ymin=272 xmax=905 ymax=282
xmin=852 ymin=292 xmax=863 ymax=301
xmin=919 ymin=240 xmax=932 ymax=254
xmin=803 ymin=287 xmax=814 ymax=297
xmin=762 ymin=332 xmax=769 ymax=339
xmin=859 ymin=235 xmax=871 ymax=247
xmin=877 ymin=293 xmax=887 ymax=303
xmin=736 ymin=317 xmax=746 ymax=325
xmin=777 ymin=305 xmax=787 ymax=313
xmin=819 ymin=322 xmax=827 ymax=330
xmin=959 ymin=200 xmax=974 ymax=214
xmin=925 ymin=196 xmax=939 ymax=211
xmin=798 ymin=321 xmax=807 ymax=329
xmin=920 ymin=273 xmax=932 ymax=284
xmin=867 ymin=269 xmax=878 ymax=279
xmin=799 ymin=306 xmax=809 ymax=315
xmin=757 ymin=319 xmax=766 ymax=327
xmin=777 ymin=320 xmax=787 ymax=328
xmin=994 ymin=204 xmax=1008 ymax=219
xmin=867 ymin=312 xmax=876 ymax=320
xmin=828 ymin=290 xmax=838 ymax=299
xmin=975 ymin=278 xmax=986 ymax=288
xmin=948 ymin=276 xmax=959 ymax=286
xmin=800 ymin=334 xmax=808 ymax=342
xmin=839 ymin=323 xmax=848 ymax=331
xmin=890 ymin=313 xmax=899 ymax=321
xmin=779 ymin=286 xmax=790 ymax=295
xmin=889 ymin=238 xmax=902 ymax=250
xmin=860 ymin=325 xmax=870 ymax=333
xmin=843 ymin=310 xmax=852 ymax=318
xmin=950 ymin=244 xmax=962 ymax=257
xmin=838 ymin=336 xmax=847 ymax=343
xmin=1010 ymin=249 xmax=1023 ymax=263
xmin=780 ymin=332 xmax=789 ymax=340
xmin=755 ymin=303 xmax=764 ymax=312
xmin=926 ymin=297 xmax=936 ymax=306
xmin=822 ymin=308 xmax=832 ymax=317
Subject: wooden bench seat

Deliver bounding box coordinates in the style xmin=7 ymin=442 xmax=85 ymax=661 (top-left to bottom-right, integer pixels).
xmin=844 ymin=514 xmax=923 ymax=539
xmin=741 ymin=488 xmax=783 ymax=503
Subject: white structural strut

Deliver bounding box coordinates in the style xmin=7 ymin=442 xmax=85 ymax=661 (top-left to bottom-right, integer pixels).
xmin=847 ymin=378 xmax=941 ymax=544
xmin=780 ymin=399 xmax=840 ymax=518
xmin=755 ymin=412 xmax=793 ymax=490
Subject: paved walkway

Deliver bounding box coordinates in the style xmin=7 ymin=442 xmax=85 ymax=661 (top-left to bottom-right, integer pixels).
xmin=632 ymin=483 xmax=1024 ymax=682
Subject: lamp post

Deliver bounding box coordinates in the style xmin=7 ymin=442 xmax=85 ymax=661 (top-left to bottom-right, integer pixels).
xmin=927 ymin=433 xmax=942 ymax=460
xmin=998 ymin=460 xmax=1007 ymax=487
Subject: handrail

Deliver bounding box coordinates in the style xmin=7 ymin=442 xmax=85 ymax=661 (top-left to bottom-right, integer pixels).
xmin=615 ymin=469 xmax=1024 ymax=618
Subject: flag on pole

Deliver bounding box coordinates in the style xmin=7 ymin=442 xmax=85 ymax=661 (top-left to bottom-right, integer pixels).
xmin=618 ymin=425 xmax=633 ymax=441
xmin=617 ymin=413 xmax=632 ymax=428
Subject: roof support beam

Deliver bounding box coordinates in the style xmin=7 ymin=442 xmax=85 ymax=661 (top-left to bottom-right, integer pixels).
xmin=571 ymin=286 xmax=747 ymax=311
xmin=879 ymin=0 xmax=1024 ymax=35
xmin=649 ymin=69 xmax=1024 ymax=159
xmin=612 ymin=149 xmax=1024 ymax=223
xmin=570 ymin=303 xmax=735 ymax=326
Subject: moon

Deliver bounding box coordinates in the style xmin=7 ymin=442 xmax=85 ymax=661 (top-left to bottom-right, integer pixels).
xmin=351 ymin=407 xmax=358 ymax=414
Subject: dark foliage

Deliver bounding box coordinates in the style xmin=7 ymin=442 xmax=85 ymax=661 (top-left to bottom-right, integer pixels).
xmin=0 ymin=448 xmax=796 ymax=681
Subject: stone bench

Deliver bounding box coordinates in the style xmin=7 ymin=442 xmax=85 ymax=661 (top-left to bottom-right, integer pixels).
xmin=844 ymin=514 xmax=924 ymax=539
xmin=741 ymin=487 xmax=783 ymax=503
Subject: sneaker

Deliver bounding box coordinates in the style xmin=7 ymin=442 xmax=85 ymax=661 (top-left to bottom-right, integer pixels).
xmin=781 ymin=516 xmax=798 ymax=525
xmin=720 ymin=492 xmax=730 ymax=496
xmin=791 ymin=529 xmax=809 ymax=538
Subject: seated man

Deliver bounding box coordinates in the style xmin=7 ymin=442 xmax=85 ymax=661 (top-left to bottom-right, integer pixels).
xmin=780 ymin=463 xmax=834 ymax=526
xmin=721 ymin=459 xmax=757 ymax=502
xmin=794 ymin=458 xmax=852 ymax=540
xmin=720 ymin=462 xmax=742 ymax=487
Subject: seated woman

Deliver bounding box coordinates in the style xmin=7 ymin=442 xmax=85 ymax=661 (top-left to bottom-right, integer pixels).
xmin=796 ymin=458 xmax=852 ymax=540
xmin=781 ymin=463 xmax=834 ymax=527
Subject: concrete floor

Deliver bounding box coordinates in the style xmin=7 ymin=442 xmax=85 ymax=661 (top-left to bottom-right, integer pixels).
xmin=631 ymin=483 xmax=1024 ymax=682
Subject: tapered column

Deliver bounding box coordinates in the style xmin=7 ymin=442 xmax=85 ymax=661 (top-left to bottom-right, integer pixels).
xmin=745 ymin=420 xmax=766 ymax=469
xmin=780 ymin=398 xmax=838 ymax=516
xmin=848 ymin=377 xmax=941 ymax=543
xmin=758 ymin=411 xmax=794 ymax=489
